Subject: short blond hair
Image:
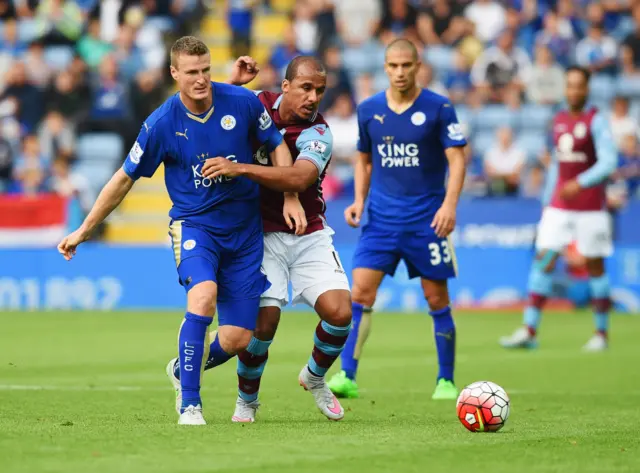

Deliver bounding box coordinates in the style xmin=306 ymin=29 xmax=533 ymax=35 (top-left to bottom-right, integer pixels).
xmin=170 ymin=36 xmax=209 ymax=68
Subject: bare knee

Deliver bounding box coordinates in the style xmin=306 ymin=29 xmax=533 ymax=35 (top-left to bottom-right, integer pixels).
xmin=316 ymin=290 xmax=352 ymax=327
xmin=217 ymin=326 xmax=253 ymax=355
xmin=425 ymin=291 xmax=450 ymax=312
xmin=254 ymin=307 xmax=281 ymax=341
xmin=351 ymin=283 xmax=377 ymax=308
xmin=187 ymin=282 xmax=217 ymax=316
xmin=422 ymin=280 xmax=450 ymax=312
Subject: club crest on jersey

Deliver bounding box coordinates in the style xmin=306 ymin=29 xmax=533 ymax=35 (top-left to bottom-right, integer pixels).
xmin=573 ymin=122 xmax=587 ymax=139
xmin=411 ymin=111 xmax=426 ymax=126
xmin=221 ymin=115 xmax=236 ymax=130
xmin=183 ymin=239 xmax=196 ymax=250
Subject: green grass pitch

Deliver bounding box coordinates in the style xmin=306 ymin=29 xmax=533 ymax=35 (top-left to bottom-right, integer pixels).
xmin=1 ymin=310 xmax=639 ymax=473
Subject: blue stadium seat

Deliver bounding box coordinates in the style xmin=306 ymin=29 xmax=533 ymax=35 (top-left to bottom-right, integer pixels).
xmin=373 ymin=71 xmax=389 ymax=93
xmin=17 ymin=19 xmax=39 ymax=43
xmin=472 ymin=131 xmax=495 ymax=157
xmin=518 ymin=104 xmax=553 ymax=132
xmin=76 ymin=133 xmax=124 ymax=164
xmin=590 ymin=75 xmax=615 ymax=103
xmin=473 ymin=105 xmax=516 ymax=132
xmin=454 ymin=105 xmax=475 ymax=135
xmin=72 ymin=160 xmax=116 ymax=192
xmin=44 ymin=46 xmax=74 ymax=71
xmin=616 ymin=75 xmax=640 ymax=98
xmin=145 ymin=16 xmax=176 ymax=33
xmin=516 ymin=131 xmax=546 ymax=159
xmin=424 ymin=46 xmax=454 ymax=74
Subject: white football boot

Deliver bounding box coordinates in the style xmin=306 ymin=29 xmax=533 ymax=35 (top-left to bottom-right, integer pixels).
xmin=178 ymin=405 xmax=206 ymax=425
xmin=298 ymin=365 xmax=344 ymax=421
xmin=231 ymin=397 xmax=260 ymax=423
xmin=499 ymin=326 xmax=538 ymax=349
xmin=583 ymin=333 xmax=608 ymax=352
xmin=165 ymin=357 xmax=181 ymax=415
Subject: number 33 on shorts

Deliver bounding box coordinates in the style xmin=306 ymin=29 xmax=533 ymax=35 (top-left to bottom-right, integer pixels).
xmin=428 ymin=240 xmax=452 ymax=266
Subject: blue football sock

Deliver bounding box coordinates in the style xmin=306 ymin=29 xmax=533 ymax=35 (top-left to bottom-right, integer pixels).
xmin=204 ymin=334 xmax=234 ymax=370
xmin=178 ymin=312 xmax=212 ymax=412
xmin=522 ymin=263 xmax=554 ymax=331
xmin=174 ymin=331 xmax=234 ymax=380
xmin=237 ymin=337 xmax=272 ymax=402
xmin=340 ymin=303 xmax=371 ymax=381
xmin=430 ymin=306 xmax=455 ymax=382
xmin=589 ymin=274 xmax=611 ymax=335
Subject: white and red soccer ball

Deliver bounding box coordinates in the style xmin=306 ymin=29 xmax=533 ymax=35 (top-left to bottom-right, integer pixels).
xmin=456 ymin=381 xmax=510 ymax=432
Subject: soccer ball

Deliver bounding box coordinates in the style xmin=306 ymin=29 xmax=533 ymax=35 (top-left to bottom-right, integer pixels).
xmin=456 ymin=381 xmax=510 ymax=432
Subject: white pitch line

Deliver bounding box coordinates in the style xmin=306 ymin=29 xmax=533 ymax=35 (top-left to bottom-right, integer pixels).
xmin=0 ymin=385 xmax=168 ymax=392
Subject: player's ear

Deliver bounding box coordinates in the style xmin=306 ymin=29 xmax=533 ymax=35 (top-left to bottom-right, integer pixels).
xmin=282 ymin=79 xmax=290 ymax=94
xmin=170 ymin=65 xmax=179 ymax=82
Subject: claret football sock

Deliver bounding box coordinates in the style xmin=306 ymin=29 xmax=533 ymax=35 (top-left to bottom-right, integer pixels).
xmin=237 ymin=337 xmax=272 ymax=402
xmin=522 ymin=265 xmax=553 ymax=333
xmin=307 ymin=320 xmax=351 ymax=377
xmin=589 ymin=274 xmax=611 ymax=337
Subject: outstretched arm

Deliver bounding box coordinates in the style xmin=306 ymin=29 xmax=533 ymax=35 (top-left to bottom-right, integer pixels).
xmin=58 ymin=169 xmax=134 ymax=260
xmin=201 ymin=150 xmax=319 ymax=193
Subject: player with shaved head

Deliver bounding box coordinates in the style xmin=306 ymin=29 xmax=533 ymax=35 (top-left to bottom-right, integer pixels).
xmin=327 ymin=38 xmax=468 ymax=401
xmin=168 ymin=55 xmax=352 ymax=422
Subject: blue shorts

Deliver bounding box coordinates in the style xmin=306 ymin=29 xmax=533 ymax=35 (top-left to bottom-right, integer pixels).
xmin=352 ymin=224 xmax=457 ymax=280
xmin=168 ymin=220 xmax=270 ymax=329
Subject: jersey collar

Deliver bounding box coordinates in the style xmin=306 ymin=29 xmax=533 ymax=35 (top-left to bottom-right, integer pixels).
xmin=272 ymin=93 xmax=318 ymax=122
xmin=179 ymin=83 xmax=216 ymax=124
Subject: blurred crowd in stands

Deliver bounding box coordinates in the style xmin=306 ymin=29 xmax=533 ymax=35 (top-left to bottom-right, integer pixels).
xmin=239 ymin=0 xmax=640 ymax=205
xmin=1 ymin=0 xmax=640 ymax=218
xmin=0 ymin=0 xmax=201 ymax=215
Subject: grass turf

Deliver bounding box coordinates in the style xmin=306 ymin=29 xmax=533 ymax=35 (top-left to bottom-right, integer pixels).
xmin=0 ymin=310 xmax=638 ymax=473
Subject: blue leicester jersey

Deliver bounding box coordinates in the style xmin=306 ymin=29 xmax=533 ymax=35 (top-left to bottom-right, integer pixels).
xmin=123 ymin=83 xmax=283 ymax=232
xmin=357 ymin=89 xmax=467 ymax=231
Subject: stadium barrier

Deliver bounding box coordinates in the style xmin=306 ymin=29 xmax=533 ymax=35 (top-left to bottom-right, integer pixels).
xmin=0 ymin=197 xmax=638 ymax=312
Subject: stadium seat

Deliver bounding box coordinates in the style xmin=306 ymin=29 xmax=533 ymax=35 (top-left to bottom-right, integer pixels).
xmin=424 ymin=46 xmax=454 ymax=73
xmin=17 ymin=19 xmax=39 ymax=43
xmin=73 ymin=160 xmax=117 ymax=193
xmin=454 ymin=105 xmax=475 ymax=136
xmin=616 ymin=75 xmax=640 ymax=98
xmin=590 ymin=75 xmax=615 ymax=103
xmin=516 ymin=131 xmax=546 ymax=159
xmin=145 ymin=16 xmax=176 ymax=33
xmin=76 ymin=133 xmax=124 ymax=165
xmin=473 ymin=105 xmax=517 ymax=132
xmin=472 ymin=131 xmax=495 ymax=157
xmin=343 ymin=46 xmax=376 ymax=76
xmin=373 ymin=71 xmax=389 ymax=93
xmin=518 ymin=104 xmax=553 ymax=132
xmin=44 ymin=46 xmax=74 ymax=71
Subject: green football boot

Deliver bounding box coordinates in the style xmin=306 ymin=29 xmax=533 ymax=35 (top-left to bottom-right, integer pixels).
xmin=327 ymin=371 xmax=360 ymax=399
xmin=432 ymin=378 xmax=459 ymax=400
